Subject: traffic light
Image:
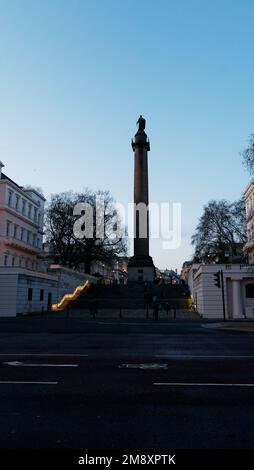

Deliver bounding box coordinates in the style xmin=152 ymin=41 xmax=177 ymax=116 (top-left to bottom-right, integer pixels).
xmin=214 ymin=270 xmax=221 ymax=288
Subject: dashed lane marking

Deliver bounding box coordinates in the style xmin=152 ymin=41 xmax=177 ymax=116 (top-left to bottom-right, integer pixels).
xmin=3 ymin=361 xmax=79 ymax=367
xmin=155 ymin=355 xmax=254 ymax=359
xmin=0 ymin=354 xmax=88 ymax=357
xmin=0 ymin=381 xmax=58 ymax=385
xmin=119 ymin=363 xmax=168 ymax=370
xmin=154 ymin=382 xmax=254 ymax=387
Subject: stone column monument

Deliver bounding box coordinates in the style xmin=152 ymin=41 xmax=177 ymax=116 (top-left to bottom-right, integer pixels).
xmin=128 ymin=116 xmax=155 ymax=282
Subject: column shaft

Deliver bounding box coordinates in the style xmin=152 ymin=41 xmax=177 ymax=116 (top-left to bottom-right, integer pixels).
xmin=232 ymin=280 xmax=243 ymax=319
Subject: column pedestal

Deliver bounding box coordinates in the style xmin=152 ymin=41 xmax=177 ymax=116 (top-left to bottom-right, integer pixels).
xmin=128 ymin=256 xmax=155 ymax=282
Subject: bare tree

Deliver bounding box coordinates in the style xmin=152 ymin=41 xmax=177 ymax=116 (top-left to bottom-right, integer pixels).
xmin=241 ymin=133 xmax=254 ymax=175
xmin=191 ymin=198 xmax=247 ymax=263
xmin=45 ymin=190 xmax=127 ymax=273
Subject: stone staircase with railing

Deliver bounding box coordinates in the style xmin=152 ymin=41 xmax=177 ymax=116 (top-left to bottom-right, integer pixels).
xmin=71 ymin=282 xmax=190 ymax=310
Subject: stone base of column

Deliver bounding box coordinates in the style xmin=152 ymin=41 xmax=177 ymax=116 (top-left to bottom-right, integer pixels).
xmin=128 ymin=256 xmax=155 ymax=282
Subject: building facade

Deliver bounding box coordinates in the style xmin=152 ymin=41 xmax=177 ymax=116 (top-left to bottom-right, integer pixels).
xmin=188 ymin=263 xmax=254 ymax=319
xmin=244 ymin=179 xmax=254 ymax=264
xmin=0 ymin=265 xmax=98 ymax=317
xmin=0 ymin=162 xmax=45 ymax=271
xmin=158 ymin=268 xmax=181 ymax=284
xmin=180 ymin=261 xmax=193 ymax=281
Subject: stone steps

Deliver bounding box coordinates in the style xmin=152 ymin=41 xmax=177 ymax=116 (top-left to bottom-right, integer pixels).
xmin=71 ymin=282 xmax=189 ymax=310
xmin=67 ymin=308 xmax=201 ymax=321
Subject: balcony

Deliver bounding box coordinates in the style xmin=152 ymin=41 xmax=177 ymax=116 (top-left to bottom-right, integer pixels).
xmin=0 ymin=235 xmax=42 ymax=255
xmin=0 ymin=202 xmax=42 ymax=229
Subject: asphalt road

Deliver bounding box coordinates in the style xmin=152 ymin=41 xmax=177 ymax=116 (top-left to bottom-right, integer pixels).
xmin=0 ymin=316 xmax=254 ymax=449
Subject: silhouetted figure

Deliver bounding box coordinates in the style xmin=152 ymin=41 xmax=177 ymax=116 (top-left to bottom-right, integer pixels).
xmin=153 ymin=295 xmax=159 ymax=321
xmin=165 ymin=302 xmax=171 ymax=315
xmin=88 ymin=300 xmax=98 ymax=319
xmin=154 ymin=302 xmax=159 ymax=321
xmin=136 ymin=115 xmax=146 ymax=132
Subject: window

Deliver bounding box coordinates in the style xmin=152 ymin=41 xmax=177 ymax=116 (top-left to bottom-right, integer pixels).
xmin=27 ymin=231 xmax=30 ymax=244
xmin=28 ymin=288 xmax=33 ymax=301
xmin=38 ymin=213 xmax=41 ymax=225
xmin=22 ymin=199 xmax=26 ymax=215
xmin=33 ymin=234 xmax=36 ymax=246
xmin=47 ymin=292 xmax=52 ymax=310
xmin=20 ymin=227 xmax=24 ymax=241
xmin=6 ymin=221 xmax=11 ymax=237
xmin=15 ymin=195 xmax=20 ymax=211
xmin=34 ymin=207 xmax=38 ymax=222
xmin=4 ymin=255 xmax=8 ymax=267
xmin=7 ymin=190 xmax=13 ymax=206
xmin=28 ymin=204 xmax=32 ymax=219
xmin=19 ymin=258 xmax=22 ymax=267
xmin=12 ymin=257 xmax=15 ymax=267
xmin=14 ymin=225 xmax=18 ymax=238
xmin=246 ymin=283 xmax=254 ymax=298
xmin=40 ymin=289 xmax=44 ymax=301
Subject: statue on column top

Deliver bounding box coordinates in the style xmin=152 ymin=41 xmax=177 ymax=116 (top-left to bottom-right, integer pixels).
xmin=137 ymin=115 xmax=146 ymax=132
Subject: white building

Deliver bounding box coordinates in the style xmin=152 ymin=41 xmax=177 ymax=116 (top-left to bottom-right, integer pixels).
xmin=188 ymin=263 xmax=254 ymax=319
xmin=0 ymin=163 xmax=103 ymax=317
xmin=0 ymin=267 xmax=58 ymax=317
xmin=244 ymin=179 xmax=254 ymax=264
xmin=0 ymin=162 xmax=45 ymax=270
xmin=0 ymin=265 xmax=97 ymax=317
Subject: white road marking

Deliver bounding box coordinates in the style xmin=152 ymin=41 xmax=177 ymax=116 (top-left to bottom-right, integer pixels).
xmin=3 ymin=361 xmax=78 ymax=368
xmin=97 ymin=322 xmax=173 ymax=325
xmin=0 ymin=381 xmax=58 ymax=385
xmin=119 ymin=363 xmax=168 ymax=369
xmin=154 ymin=382 xmax=254 ymax=387
xmin=0 ymin=354 xmax=88 ymax=357
xmin=155 ymin=355 xmax=254 ymax=359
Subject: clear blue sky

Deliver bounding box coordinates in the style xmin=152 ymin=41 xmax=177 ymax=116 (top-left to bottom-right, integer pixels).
xmin=0 ymin=0 xmax=253 ymax=271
